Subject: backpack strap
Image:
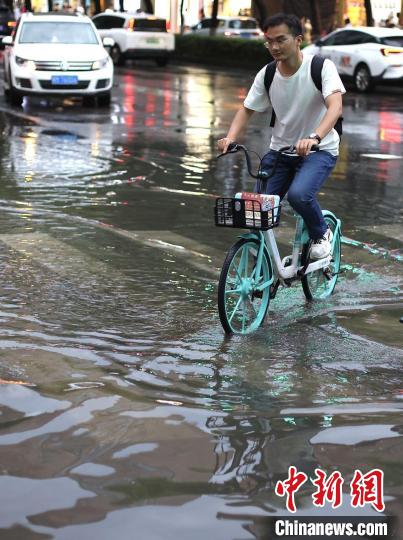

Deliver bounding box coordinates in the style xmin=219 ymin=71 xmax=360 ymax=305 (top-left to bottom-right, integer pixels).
xmin=263 ymin=60 xmax=277 ymax=128
xmin=310 ymin=54 xmax=325 ymax=93
xmin=311 ymin=54 xmax=343 ymax=137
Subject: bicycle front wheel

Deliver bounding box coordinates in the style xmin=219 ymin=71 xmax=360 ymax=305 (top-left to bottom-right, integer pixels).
xmin=301 ymin=215 xmax=341 ymax=301
xmin=218 ymin=238 xmax=272 ymax=335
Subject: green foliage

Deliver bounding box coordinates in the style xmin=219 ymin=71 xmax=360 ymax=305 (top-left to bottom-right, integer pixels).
xmin=173 ymin=34 xmax=272 ymax=70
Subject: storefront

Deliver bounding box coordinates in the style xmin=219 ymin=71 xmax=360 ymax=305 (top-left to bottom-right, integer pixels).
xmin=154 ymin=0 xmax=254 ymax=32
xmin=342 ymin=0 xmax=367 ymax=25
xmin=370 ymin=0 xmax=400 ymax=24
xmin=341 ymin=0 xmax=401 ymax=26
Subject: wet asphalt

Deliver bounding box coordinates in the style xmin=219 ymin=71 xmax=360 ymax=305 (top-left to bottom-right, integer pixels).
xmin=0 ymin=61 xmax=401 ymax=539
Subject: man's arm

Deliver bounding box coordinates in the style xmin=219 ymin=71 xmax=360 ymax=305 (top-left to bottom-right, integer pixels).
xmin=315 ymin=91 xmax=343 ymax=141
xmin=295 ymin=91 xmax=343 ymax=157
xmin=217 ymin=105 xmax=255 ymax=153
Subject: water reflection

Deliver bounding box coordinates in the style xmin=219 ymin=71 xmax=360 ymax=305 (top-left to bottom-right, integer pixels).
xmin=0 ymin=67 xmax=401 ymax=538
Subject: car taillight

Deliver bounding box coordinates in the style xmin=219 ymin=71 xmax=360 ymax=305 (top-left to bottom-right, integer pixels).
xmin=7 ymin=21 xmax=16 ymax=27
xmin=166 ymin=20 xmax=170 ymax=31
xmin=224 ymin=31 xmax=239 ymax=36
xmin=381 ymin=47 xmax=403 ymax=56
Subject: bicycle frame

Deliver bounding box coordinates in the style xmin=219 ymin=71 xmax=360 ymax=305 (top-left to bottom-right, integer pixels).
xmin=216 ymin=143 xmax=343 ymax=334
xmin=240 ymin=212 xmax=341 ymax=287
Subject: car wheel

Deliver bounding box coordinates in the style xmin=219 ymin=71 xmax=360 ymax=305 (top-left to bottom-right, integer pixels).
xmin=155 ymin=57 xmax=168 ymax=67
xmin=110 ymin=45 xmax=125 ymax=66
xmin=97 ymin=92 xmax=111 ymax=107
xmin=82 ymin=95 xmax=96 ymax=107
xmin=354 ymin=63 xmax=374 ymax=93
xmin=9 ymin=87 xmax=23 ymax=107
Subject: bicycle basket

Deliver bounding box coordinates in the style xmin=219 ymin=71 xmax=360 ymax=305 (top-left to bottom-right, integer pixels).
xmin=215 ymin=196 xmax=281 ymax=231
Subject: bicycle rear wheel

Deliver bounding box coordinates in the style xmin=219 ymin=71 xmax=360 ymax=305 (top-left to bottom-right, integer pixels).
xmin=301 ymin=215 xmax=341 ymax=301
xmin=218 ymin=237 xmax=272 ymax=334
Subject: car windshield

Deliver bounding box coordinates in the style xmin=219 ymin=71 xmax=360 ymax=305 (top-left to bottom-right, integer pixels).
xmin=132 ymin=18 xmax=166 ymax=32
xmin=380 ymin=35 xmax=403 ymax=47
xmin=228 ymin=19 xmax=258 ymax=29
xmin=18 ymin=21 xmax=99 ymax=44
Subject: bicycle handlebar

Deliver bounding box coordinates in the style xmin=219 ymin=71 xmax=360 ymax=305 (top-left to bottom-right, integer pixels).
xmin=217 ymin=142 xmax=319 ymax=180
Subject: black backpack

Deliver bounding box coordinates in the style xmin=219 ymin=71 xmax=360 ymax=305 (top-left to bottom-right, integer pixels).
xmin=263 ymin=54 xmax=343 ymax=138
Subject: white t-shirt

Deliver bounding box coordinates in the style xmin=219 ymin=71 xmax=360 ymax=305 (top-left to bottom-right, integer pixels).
xmin=244 ymin=54 xmax=346 ymax=156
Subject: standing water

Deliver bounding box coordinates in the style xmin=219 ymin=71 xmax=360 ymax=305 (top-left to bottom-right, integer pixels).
xmin=0 ymin=65 xmax=401 ymax=539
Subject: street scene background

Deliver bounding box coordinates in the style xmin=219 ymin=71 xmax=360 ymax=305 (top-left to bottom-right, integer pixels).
xmin=0 ymin=59 xmax=402 ymax=537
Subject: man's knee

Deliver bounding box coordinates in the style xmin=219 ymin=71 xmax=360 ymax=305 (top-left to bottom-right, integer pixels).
xmin=287 ymin=188 xmax=311 ymax=209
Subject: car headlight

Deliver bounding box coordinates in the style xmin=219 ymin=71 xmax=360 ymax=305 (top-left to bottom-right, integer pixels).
xmin=92 ymin=57 xmax=109 ymax=70
xmin=15 ymin=56 xmax=36 ymax=70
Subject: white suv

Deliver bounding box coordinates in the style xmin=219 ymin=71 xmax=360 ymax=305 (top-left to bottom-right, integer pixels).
xmin=191 ymin=17 xmax=264 ymax=39
xmin=3 ymin=12 xmax=114 ymax=106
xmin=92 ymin=11 xmax=175 ymax=66
xmin=304 ymin=26 xmax=403 ymax=92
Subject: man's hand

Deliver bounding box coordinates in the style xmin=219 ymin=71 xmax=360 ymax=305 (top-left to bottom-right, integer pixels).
xmin=217 ymin=137 xmax=234 ymax=154
xmin=295 ymin=138 xmax=318 ymax=157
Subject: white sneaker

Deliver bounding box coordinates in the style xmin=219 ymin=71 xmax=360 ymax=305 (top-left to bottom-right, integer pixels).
xmin=310 ymin=227 xmax=333 ymax=259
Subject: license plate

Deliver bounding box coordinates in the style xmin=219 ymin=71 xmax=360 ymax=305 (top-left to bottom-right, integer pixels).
xmin=146 ymin=37 xmax=160 ymax=44
xmin=51 ymin=75 xmax=78 ymax=85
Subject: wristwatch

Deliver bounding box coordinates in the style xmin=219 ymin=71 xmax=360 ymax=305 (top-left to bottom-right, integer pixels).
xmin=309 ymin=133 xmax=322 ymax=144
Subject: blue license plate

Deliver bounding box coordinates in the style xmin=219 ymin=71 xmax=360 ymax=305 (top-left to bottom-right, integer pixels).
xmin=51 ymin=75 xmax=78 ymax=85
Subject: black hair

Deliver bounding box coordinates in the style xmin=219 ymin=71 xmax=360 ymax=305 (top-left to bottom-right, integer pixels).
xmin=262 ymin=13 xmax=302 ymax=36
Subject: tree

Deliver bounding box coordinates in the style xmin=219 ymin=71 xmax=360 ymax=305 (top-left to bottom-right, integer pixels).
xmin=309 ymin=0 xmax=322 ymax=36
xmin=93 ymin=0 xmax=101 ymax=15
xmin=210 ymin=0 xmax=219 ymax=36
xmin=179 ymin=0 xmax=185 ymax=34
xmin=252 ymin=0 xmax=269 ymax=25
xmin=364 ymin=0 xmax=374 ymax=25
xmin=141 ymin=0 xmax=153 ymax=13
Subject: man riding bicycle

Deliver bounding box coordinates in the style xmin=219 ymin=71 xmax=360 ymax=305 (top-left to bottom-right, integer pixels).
xmin=217 ymin=13 xmax=345 ymax=260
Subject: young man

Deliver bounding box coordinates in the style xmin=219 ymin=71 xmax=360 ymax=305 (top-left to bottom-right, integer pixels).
xmin=217 ymin=13 xmax=345 ymax=259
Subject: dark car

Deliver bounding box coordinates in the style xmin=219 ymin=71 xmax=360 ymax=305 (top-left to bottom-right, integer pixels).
xmin=0 ymin=3 xmax=16 ymax=41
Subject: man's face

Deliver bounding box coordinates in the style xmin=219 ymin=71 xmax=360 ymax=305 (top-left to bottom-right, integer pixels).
xmin=264 ymin=23 xmax=302 ymax=61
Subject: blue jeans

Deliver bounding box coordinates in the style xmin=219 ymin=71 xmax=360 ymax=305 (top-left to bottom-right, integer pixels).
xmin=256 ymin=150 xmax=337 ymax=240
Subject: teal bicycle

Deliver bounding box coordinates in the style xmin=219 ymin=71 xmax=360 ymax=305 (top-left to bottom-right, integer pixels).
xmin=215 ymin=143 xmax=342 ymax=335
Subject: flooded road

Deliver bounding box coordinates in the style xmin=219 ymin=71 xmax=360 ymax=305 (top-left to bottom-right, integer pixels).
xmin=0 ymin=63 xmax=402 ymax=539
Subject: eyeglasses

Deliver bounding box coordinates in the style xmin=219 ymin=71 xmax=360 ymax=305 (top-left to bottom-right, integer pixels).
xmin=264 ymin=35 xmax=297 ymax=48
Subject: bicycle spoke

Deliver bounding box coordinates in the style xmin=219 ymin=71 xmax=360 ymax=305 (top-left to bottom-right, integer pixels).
xmin=241 ymin=247 xmax=249 ymax=278
xmin=228 ymin=296 xmax=243 ymax=324
xmin=225 ymin=287 xmax=242 ymax=295
xmin=248 ymin=296 xmax=258 ymax=316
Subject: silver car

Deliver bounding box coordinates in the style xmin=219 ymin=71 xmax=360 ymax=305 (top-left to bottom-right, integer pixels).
xmin=191 ymin=16 xmax=264 ymax=40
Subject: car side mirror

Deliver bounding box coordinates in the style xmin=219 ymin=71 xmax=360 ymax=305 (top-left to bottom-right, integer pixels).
xmin=102 ymin=36 xmax=114 ymax=49
xmin=315 ymin=39 xmax=324 ymax=47
xmin=2 ymin=36 xmax=13 ymax=46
